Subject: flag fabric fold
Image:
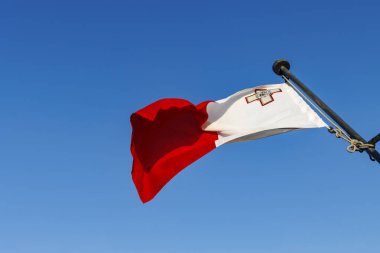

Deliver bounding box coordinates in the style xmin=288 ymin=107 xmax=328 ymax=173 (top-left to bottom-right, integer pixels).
xmin=130 ymin=83 xmax=327 ymax=203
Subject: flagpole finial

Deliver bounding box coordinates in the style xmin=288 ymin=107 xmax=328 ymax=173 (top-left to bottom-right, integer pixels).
xmin=273 ymin=59 xmax=290 ymax=75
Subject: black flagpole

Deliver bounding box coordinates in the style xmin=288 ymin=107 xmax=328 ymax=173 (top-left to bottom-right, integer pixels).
xmin=272 ymin=59 xmax=380 ymax=164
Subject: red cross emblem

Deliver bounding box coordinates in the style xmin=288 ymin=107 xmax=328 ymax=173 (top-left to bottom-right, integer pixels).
xmin=245 ymin=88 xmax=282 ymax=106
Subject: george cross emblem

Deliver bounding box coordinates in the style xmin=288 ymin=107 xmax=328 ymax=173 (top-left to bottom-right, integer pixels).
xmin=245 ymin=88 xmax=282 ymax=106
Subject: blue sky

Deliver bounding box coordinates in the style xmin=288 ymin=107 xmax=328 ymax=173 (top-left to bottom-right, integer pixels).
xmin=1 ymin=0 xmax=380 ymax=252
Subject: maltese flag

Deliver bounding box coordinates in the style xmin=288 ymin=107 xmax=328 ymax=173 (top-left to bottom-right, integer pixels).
xmin=130 ymin=83 xmax=327 ymax=202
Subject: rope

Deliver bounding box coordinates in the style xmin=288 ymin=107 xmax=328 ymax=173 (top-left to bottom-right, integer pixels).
xmin=329 ymin=128 xmax=374 ymax=153
xmin=347 ymin=140 xmax=374 ymax=153
xmin=281 ymin=75 xmax=375 ymax=154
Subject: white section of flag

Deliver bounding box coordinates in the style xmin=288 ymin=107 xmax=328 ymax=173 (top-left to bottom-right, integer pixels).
xmin=203 ymin=83 xmax=327 ymax=147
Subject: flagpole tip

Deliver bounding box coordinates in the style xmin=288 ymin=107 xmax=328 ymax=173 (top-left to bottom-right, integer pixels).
xmin=272 ymin=59 xmax=290 ymax=75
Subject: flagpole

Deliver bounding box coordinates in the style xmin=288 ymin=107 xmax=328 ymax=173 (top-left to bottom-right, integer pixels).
xmin=272 ymin=59 xmax=380 ymax=163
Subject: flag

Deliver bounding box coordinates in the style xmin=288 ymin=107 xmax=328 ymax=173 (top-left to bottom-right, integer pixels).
xmin=130 ymin=83 xmax=327 ymax=202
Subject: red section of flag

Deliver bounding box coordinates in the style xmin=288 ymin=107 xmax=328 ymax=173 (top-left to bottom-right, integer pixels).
xmin=130 ymin=98 xmax=218 ymax=203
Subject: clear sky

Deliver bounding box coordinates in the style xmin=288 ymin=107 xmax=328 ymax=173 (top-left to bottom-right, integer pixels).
xmin=1 ymin=0 xmax=380 ymax=252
